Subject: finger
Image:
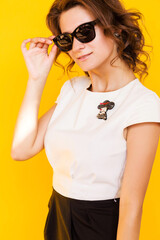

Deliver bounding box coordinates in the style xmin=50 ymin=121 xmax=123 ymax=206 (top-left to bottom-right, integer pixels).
xmin=29 ymin=38 xmax=44 ymax=49
xmin=29 ymin=37 xmax=47 ymax=49
xmin=29 ymin=41 xmax=37 ymax=49
xmin=48 ymin=35 xmax=56 ymax=42
xmin=48 ymin=44 xmax=58 ymax=61
xmin=48 ymin=35 xmax=56 ymax=39
xmin=21 ymin=38 xmax=31 ymax=53
xmin=36 ymin=39 xmax=53 ymax=49
xmin=36 ymin=42 xmax=44 ymax=48
xmin=31 ymin=37 xmax=53 ymax=49
xmin=42 ymin=43 xmax=51 ymax=50
xmin=42 ymin=38 xmax=54 ymax=49
xmin=47 ymin=36 xmax=57 ymax=48
xmin=37 ymin=38 xmax=52 ymax=50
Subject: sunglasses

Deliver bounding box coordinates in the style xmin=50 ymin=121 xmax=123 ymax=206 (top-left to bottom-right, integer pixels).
xmin=53 ymin=19 xmax=99 ymax=52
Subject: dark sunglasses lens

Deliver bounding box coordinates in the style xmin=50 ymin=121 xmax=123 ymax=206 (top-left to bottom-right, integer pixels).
xmin=75 ymin=23 xmax=95 ymax=43
xmin=56 ymin=34 xmax=72 ymax=51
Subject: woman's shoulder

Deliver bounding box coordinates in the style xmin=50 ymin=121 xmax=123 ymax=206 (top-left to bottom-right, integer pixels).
xmin=123 ymin=80 xmax=160 ymax=128
xmin=70 ymin=75 xmax=91 ymax=93
xmin=55 ymin=76 xmax=90 ymax=104
xmin=131 ymin=79 xmax=160 ymax=104
xmin=126 ymin=79 xmax=160 ymax=120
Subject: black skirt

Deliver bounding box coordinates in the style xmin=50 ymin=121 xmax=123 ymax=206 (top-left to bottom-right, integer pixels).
xmin=44 ymin=187 xmax=120 ymax=240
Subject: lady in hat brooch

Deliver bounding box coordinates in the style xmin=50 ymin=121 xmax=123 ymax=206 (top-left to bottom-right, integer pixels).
xmin=97 ymin=100 xmax=115 ymax=120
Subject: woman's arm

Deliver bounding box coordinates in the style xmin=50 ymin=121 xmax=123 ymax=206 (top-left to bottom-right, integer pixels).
xmin=11 ymin=37 xmax=57 ymax=160
xmin=11 ymin=77 xmax=57 ymax=160
xmin=11 ymin=78 xmax=48 ymax=160
xmin=116 ymin=122 xmax=160 ymax=240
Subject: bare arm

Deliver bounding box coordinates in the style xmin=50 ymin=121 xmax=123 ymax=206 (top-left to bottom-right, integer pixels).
xmin=11 ymin=78 xmax=57 ymax=160
xmin=11 ymin=36 xmax=58 ymax=160
xmin=116 ymin=122 xmax=160 ymax=240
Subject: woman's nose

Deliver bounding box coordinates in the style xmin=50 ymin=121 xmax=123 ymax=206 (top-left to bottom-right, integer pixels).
xmin=72 ymin=37 xmax=85 ymax=51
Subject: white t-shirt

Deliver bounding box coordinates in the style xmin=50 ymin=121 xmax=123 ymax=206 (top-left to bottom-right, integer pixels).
xmin=44 ymin=76 xmax=160 ymax=200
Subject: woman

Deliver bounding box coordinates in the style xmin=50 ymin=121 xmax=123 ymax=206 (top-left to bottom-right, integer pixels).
xmin=11 ymin=0 xmax=160 ymax=239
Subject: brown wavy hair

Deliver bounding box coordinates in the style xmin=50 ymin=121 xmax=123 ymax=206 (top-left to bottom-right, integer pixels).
xmin=46 ymin=0 xmax=152 ymax=82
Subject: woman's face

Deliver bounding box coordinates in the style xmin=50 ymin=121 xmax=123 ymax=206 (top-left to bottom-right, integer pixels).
xmin=59 ymin=5 xmax=119 ymax=72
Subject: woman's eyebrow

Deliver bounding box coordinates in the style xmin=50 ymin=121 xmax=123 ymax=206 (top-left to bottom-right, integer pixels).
xmin=61 ymin=23 xmax=83 ymax=35
xmin=62 ymin=27 xmax=77 ymax=34
xmin=61 ymin=21 xmax=88 ymax=35
xmin=62 ymin=31 xmax=71 ymax=34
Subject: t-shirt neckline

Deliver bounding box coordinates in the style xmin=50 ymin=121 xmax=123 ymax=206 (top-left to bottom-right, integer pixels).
xmin=85 ymin=78 xmax=139 ymax=95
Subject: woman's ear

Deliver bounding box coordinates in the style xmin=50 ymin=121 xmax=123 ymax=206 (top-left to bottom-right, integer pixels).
xmin=112 ymin=29 xmax=122 ymax=36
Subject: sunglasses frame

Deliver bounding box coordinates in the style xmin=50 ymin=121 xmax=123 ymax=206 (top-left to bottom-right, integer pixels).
xmin=53 ymin=19 xmax=100 ymax=52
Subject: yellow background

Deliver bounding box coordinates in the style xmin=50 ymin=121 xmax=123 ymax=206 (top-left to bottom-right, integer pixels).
xmin=1 ymin=0 xmax=160 ymax=239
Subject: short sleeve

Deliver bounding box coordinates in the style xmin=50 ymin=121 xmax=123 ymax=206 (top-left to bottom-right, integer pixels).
xmin=55 ymin=80 xmax=71 ymax=104
xmin=123 ymin=93 xmax=160 ymax=128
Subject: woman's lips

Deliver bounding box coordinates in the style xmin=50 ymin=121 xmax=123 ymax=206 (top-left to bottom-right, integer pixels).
xmin=77 ymin=52 xmax=92 ymax=61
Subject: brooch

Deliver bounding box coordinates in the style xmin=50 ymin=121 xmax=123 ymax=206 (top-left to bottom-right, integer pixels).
xmin=97 ymin=100 xmax=115 ymax=120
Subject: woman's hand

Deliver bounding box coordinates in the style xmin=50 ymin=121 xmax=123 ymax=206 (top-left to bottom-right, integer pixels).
xmin=21 ymin=36 xmax=58 ymax=81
